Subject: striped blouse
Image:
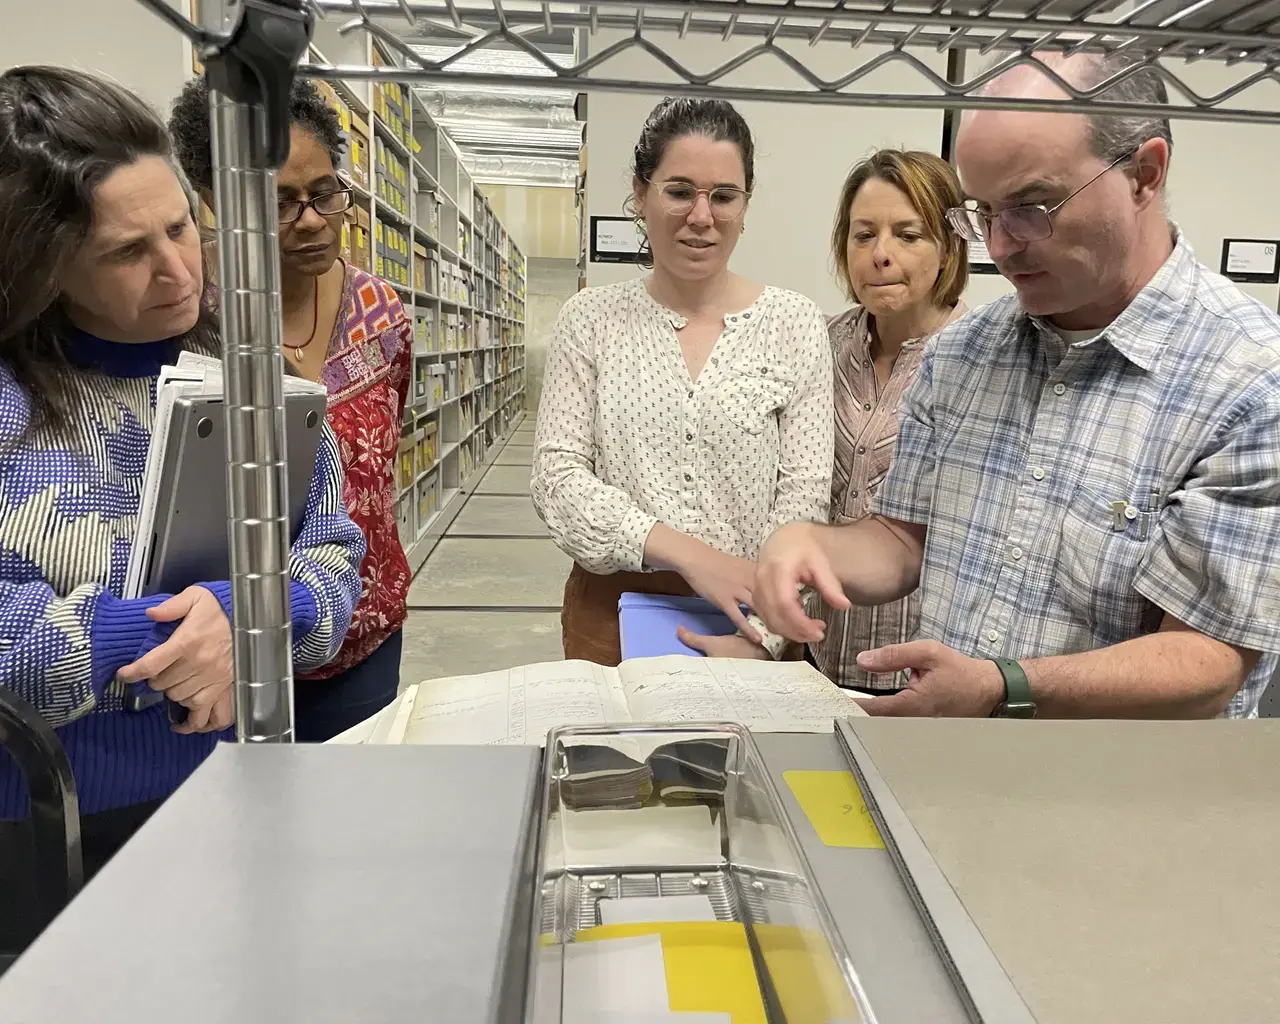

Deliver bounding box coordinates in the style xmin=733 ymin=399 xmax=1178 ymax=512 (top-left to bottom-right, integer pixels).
xmin=810 ymin=302 xmax=966 ymax=690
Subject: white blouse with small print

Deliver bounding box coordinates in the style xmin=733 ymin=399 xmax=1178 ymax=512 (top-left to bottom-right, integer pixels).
xmin=532 ymin=276 xmax=835 ymax=587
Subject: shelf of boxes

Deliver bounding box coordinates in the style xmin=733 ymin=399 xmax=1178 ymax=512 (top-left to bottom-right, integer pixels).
xmin=310 ymin=26 xmax=528 ymax=573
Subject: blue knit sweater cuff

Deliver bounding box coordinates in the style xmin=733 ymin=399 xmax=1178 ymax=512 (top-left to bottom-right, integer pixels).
xmin=197 ymin=581 xmax=320 ymax=640
xmin=90 ymin=592 xmax=170 ymax=697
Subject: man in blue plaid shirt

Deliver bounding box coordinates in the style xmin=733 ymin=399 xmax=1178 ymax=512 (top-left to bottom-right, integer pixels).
xmin=755 ymin=51 xmax=1280 ymax=718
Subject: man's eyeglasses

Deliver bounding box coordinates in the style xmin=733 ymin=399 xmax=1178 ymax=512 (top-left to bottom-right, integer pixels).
xmin=279 ymin=188 xmax=354 ymax=225
xmin=649 ymin=179 xmax=751 ymax=222
xmin=945 ymin=151 xmax=1136 ymax=244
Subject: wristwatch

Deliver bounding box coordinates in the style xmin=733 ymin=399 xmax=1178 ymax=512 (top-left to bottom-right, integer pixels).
xmin=989 ymin=658 xmax=1037 ymax=718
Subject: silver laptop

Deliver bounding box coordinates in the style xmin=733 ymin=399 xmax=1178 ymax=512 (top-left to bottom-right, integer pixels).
xmin=140 ymin=392 xmax=328 ymax=597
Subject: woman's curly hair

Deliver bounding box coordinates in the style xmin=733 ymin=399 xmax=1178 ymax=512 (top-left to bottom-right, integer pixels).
xmin=169 ymin=74 xmax=346 ymax=191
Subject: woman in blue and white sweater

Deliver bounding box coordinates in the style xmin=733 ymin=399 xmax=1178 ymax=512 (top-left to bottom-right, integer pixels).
xmin=0 ymin=67 xmax=364 ymax=945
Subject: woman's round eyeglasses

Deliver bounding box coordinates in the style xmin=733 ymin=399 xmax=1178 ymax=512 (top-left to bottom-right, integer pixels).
xmin=279 ymin=188 xmax=355 ymax=225
xmin=649 ymin=179 xmax=751 ymax=222
xmin=945 ymin=151 xmax=1135 ymax=244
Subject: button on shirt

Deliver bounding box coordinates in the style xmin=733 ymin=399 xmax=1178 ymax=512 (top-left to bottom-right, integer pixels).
xmin=873 ymin=233 xmax=1280 ymax=717
xmin=532 ymin=278 xmax=834 ymax=576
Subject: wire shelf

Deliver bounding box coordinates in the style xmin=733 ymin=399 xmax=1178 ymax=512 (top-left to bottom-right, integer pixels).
xmin=294 ymin=0 xmax=1280 ymax=123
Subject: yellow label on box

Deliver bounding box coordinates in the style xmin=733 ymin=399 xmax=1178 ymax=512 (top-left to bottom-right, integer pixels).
xmin=783 ymin=770 xmax=884 ymax=849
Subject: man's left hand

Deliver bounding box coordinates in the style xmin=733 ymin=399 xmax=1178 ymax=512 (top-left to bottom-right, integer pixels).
xmin=856 ymin=640 xmax=1005 ymax=717
xmin=677 ymin=627 xmax=771 ymax=661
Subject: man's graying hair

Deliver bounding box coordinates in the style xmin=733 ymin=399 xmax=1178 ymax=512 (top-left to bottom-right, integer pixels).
xmin=1073 ymin=52 xmax=1173 ymax=162
xmin=984 ymin=51 xmax=1174 ymax=162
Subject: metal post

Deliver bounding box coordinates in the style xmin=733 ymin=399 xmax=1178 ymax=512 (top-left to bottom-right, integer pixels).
xmin=135 ymin=0 xmax=314 ymax=741
xmin=205 ymin=0 xmax=313 ymax=742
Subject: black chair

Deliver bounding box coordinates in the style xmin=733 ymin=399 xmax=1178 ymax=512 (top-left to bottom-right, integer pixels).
xmin=0 ymin=686 xmax=82 ymax=977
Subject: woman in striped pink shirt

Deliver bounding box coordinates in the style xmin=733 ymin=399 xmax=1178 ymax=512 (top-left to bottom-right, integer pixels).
xmin=810 ymin=150 xmax=969 ymax=693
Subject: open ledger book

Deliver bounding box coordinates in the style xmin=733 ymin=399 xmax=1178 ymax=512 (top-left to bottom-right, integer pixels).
xmin=331 ymin=655 xmax=869 ymax=748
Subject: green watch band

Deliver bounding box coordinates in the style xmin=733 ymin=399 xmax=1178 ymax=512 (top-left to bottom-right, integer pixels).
xmin=989 ymin=658 xmax=1037 ymax=718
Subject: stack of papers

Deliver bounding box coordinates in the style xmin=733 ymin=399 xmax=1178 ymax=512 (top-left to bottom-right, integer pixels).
xmin=561 ymin=745 xmax=654 ymax=809
xmin=559 ymin=737 xmax=730 ymax=810
xmin=124 ymin=352 xmax=326 ymax=598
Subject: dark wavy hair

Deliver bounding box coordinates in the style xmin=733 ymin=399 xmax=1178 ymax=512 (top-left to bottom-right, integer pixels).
xmin=168 ymin=74 xmax=346 ymax=193
xmin=624 ymin=97 xmax=755 ymax=268
xmin=0 ymin=66 xmax=217 ymax=437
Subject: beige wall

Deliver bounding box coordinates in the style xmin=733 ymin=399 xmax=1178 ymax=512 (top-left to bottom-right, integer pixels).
xmin=524 ymin=258 xmax=581 ymax=413
xmin=1163 ymin=60 xmax=1280 ymax=312
xmin=479 ymin=186 xmax=582 ymax=414
xmin=0 ymin=0 xmax=190 ymax=115
xmin=482 ymin=184 xmax=580 ymax=262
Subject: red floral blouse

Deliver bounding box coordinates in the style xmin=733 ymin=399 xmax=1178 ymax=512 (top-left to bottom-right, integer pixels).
xmin=301 ymin=265 xmax=412 ymax=679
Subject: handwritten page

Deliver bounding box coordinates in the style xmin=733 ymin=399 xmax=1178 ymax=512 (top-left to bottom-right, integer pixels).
xmin=403 ymin=660 xmax=631 ymax=745
xmin=618 ymin=657 xmax=868 ymax=732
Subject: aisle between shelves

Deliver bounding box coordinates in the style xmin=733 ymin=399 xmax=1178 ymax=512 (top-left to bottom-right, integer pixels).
xmin=308 ymin=39 xmax=529 ymax=573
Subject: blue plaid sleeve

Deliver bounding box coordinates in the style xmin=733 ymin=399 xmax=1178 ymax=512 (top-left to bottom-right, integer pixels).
xmin=872 ymin=341 xmax=937 ymax=526
xmin=1134 ymin=371 xmax=1280 ymax=654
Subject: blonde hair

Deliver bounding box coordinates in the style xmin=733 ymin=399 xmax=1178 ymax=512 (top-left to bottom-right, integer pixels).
xmin=831 ymin=149 xmax=968 ymax=308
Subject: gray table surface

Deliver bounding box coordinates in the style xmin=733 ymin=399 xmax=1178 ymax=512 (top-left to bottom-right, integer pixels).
xmin=0 ymin=734 xmax=962 ymax=1024
xmin=0 ymin=744 xmax=541 ymax=1024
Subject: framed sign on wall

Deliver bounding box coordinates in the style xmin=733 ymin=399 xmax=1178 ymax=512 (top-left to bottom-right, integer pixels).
xmin=590 ymin=217 xmax=644 ymax=264
xmin=1220 ymin=238 xmax=1280 ymax=285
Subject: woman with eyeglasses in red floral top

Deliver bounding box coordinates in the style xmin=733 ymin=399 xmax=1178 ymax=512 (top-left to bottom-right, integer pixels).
xmin=171 ymin=77 xmax=411 ymax=740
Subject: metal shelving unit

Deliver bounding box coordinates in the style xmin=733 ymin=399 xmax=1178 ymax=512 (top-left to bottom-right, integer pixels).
xmin=304 ymin=0 xmax=1280 ymax=124
xmin=308 ymin=20 xmax=528 ymax=575
xmin=137 ymin=0 xmax=1278 ymax=741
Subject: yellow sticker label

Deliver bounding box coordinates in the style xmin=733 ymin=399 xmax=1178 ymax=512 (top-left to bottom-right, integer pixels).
xmin=783 ymin=770 xmax=885 ymax=849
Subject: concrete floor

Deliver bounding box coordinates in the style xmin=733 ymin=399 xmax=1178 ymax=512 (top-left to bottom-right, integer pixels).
xmin=400 ymin=421 xmax=567 ymax=686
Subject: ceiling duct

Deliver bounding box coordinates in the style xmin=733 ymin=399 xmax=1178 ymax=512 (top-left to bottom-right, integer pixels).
xmin=416 ymin=83 xmax=580 ymax=130
xmin=462 ymin=153 xmax=580 ymax=188
xmin=409 ymin=42 xmax=583 ymax=185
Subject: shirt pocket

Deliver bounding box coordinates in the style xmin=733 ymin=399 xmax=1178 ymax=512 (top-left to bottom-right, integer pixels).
xmin=1056 ymin=484 xmax=1162 ymax=641
xmin=714 ymin=365 xmax=796 ymax=436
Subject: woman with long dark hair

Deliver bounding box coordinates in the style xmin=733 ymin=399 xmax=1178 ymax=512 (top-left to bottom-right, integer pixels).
xmin=531 ymin=97 xmax=834 ymax=665
xmin=0 ymin=66 xmax=364 ymax=952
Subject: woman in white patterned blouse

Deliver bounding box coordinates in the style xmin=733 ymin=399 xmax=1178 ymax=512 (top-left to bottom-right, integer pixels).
xmin=532 ymin=97 xmax=834 ymax=666
xmin=809 ymin=149 xmax=968 ymax=692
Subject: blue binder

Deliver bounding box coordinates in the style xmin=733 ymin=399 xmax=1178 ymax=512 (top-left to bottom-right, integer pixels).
xmin=617 ymin=592 xmax=740 ymax=660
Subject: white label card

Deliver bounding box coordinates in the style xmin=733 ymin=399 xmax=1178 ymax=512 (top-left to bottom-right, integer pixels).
xmin=594 ymin=219 xmax=643 ymax=256
xmin=1225 ymin=239 xmax=1278 ymax=276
